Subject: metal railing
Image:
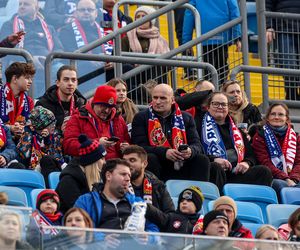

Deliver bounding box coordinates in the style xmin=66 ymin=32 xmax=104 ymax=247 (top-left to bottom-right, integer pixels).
xmin=45 ymin=51 xmax=218 ymax=104
xmin=0 ymin=47 xmax=34 ymax=97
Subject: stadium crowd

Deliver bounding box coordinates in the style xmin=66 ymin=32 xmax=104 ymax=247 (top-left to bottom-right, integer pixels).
xmin=0 ymin=0 xmax=299 ymax=249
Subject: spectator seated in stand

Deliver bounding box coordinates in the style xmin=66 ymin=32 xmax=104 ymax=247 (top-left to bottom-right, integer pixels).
xmin=63 ymin=85 xmax=130 ymax=160
xmin=56 ymin=134 xmax=106 ymax=214
xmin=131 ymin=84 xmax=210 ymax=182
xmin=0 ymin=62 xmax=35 ymax=143
xmin=106 ymin=78 xmax=138 ymax=133
xmin=252 ymin=103 xmax=300 ymax=200
xmin=0 ymin=0 xmax=63 ymax=98
xmin=222 ymin=80 xmax=262 ymax=140
xmin=35 ymin=65 xmax=86 ymax=133
xmin=145 ymin=186 xmax=203 ymax=234
xmin=121 ymin=6 xmax=170 ymax=85
xmin=288 ymin=208 xmax=300 ymax=242
xmin=16 ymin=106 xmax=64 ymax=184
xmin=255 ymin=225 xmax=280 ymax=240
xmin=199 ymin=92 xmax=272 ymax=191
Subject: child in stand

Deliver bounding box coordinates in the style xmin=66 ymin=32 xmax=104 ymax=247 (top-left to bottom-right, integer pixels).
xmin=145 ymin=186 xmax=204 ymax=234
xmin=28 ymin=190 xmax=63 ymax=248
xmin=16 ymin=106 xmax=64 ymax=186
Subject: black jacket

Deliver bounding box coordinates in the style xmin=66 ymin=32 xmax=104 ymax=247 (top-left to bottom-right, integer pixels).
xmin=55 ymin=158 xmax=90 ymax=214
xmin=198 ymin=115 xmax=257 ymax=167
xmin=146 ymin=204 xmax=198 ymax=233
xmin=266 ymin=0 xmax=300 ymax=31
xmin=242 ymin=103 xmax=262 ymax=126
xmin=36 ymin=85 xmax=86 ymax=130
xmin=131 ymin=108 xmax=203 ymax=161
xmin=132 ymin=171 xmax=175 ymax=213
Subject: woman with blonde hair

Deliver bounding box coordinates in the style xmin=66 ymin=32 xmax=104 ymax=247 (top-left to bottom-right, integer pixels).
xmin=255 ymin=225 xmax=280 ymax=240
xmin=106 ymin=78 xmax=138 ymax=125
xmin=56 ymin=134 xmax=106 ymax=213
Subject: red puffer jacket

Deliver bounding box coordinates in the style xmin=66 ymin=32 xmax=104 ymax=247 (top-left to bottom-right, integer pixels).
xmin=252 ymin=128 xmax=300 ymax=182
xmin=63 ymin=100 xmax=130 ymax=159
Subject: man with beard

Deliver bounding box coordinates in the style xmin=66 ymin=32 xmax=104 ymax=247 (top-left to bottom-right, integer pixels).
xmin=122 ymin=145 xmax=175 ymax=213
xmin=74 ymin=158 xmax=158 ymax=232
xmin=63 ymin=85 xmax=130 ymax=160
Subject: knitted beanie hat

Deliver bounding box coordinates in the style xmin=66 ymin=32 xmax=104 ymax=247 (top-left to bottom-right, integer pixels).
xmin=36 ymin=189 xmax=60 ymax=210
xmin=135 ymin=6 xmax=156 ymax=25
xmin=93 ymin=85 xmax=117 ymax=107
xmin=29 ymin=106 xmax=56 ymax=131
xmin=178 ymin=186 xmax=204 ymax=213
xmin=78 ymin=134 xmax=107 ymax=166
xmin=203 ymin=210 xmax=229 ymax=233
xmin=213 ymin=196 xmax=238 ymax=218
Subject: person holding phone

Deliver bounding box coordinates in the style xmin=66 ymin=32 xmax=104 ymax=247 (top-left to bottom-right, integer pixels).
xmin=63 ymin=85 xmax=130 ymax=160
xmin=199 ymin=92 xmax=272 ymax=191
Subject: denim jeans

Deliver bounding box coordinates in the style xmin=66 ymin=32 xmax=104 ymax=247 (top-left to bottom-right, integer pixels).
xmin=272 ymin=178 xmax=300 ymax=202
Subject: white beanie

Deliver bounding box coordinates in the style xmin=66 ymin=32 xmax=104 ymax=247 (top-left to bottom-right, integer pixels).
xmin=135 ymin=6 xmax=156 ymax=25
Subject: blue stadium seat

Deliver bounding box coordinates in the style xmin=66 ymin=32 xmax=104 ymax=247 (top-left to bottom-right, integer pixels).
xmin=223 ymin=184 xmax=278 ymax=223
xmin=166 ymin=180 xmax=220 ymax=213
xmin=243 ymin=223 xmax=263 ymax=237
xmin=281 ymin=187 xmax=300 ymax=205
xmin=30 ymin=189 xmax=45 ymax=210
xmin=0 ymin=169 xmax=45 ymax=207
xmin=267 ymin=204 xmax=299 ymax=228
xmin=48 ymin=172 xmax=60 ymax=190
xmin=0 ymin=186 xmax=28 ymax=207
xmin=208 ymin=200 xmax=264 ymax=224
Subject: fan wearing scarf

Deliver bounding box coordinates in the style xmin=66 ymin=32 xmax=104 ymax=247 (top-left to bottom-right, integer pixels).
xmin=252 ymin=103 xmax=300 ymax=199
xmin=131 ymin=84 xmax=210 ymax=182
xmin=0 ymin=62 xmax=35 ymax=142
xmin=200 ymin=92 xmax=272 ymax=191
xmin=16 ymin=106 xmax=64 ymax=173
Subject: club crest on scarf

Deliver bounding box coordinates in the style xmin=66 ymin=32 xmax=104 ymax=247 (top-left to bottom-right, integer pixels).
xmin=148 ymin=103 xmax=187 ymax=149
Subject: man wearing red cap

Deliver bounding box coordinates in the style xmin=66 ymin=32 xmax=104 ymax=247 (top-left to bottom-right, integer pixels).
xmin=63 ymin=85 xmax=130 ymax=159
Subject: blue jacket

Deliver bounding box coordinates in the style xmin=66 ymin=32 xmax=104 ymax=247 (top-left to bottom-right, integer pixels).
xmin=182 ymin=0 xmax=241 ymax=45
xmin=0 ymin=125 xmax=16 ymax=164
xmin=75 ymin=191 xmax=159 ymax=232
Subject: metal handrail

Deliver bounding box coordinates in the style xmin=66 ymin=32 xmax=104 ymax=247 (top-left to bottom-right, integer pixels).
xmin=0 ymin=47 xmax=34 ymax=97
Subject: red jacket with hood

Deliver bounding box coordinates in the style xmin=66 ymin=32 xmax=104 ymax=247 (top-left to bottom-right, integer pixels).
xmin=63 ymin=99 xmax=130 ymax=159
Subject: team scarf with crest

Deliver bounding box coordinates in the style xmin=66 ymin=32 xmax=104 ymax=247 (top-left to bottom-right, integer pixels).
xmin=0 ymin=83 xmax=31 ymax=125
xmin=201 ymin=112 xmax=245 ymax=162
xmin=148 ymin=103 xmax=187 ymax=149
xmin=13 ymin=15 xmax=54 ymax=51
xmin=71 ymin=18 xmax=105 ymax=53
xmin=32 ymin=210 xmax=60 ymax=235
xmin=263 ymin=124 xmax=297 ymax=174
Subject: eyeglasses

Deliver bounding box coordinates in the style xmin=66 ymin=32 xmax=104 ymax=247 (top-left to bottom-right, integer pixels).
xmin=182 ymin=190 xmax=193 ymax=200
xmin=269 ymin=112 xmax=286 ymax=118
xmin=77 ymin=8 xmax=96 ymax=13
xmin=211 ymin=102 xmax=228 ymax=108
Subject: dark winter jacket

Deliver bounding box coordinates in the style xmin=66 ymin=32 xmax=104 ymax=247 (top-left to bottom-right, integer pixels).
xmin=131 ymin=107 xmax=203 ymax=161
xmin=198 ymin=114 xmax=257 ymax=167
xmin=55 ymin=158 xmax=90 ymax=214
xmin=63 ymin=99 xmax=130 ymax=159
xmin=252 ymin=126 xmax=300 ymax=181
xmin=266 ymin=0 xmax=300 ymax=31
xmin=146 ymin=204 xmax=198 ymax=233
xmin=0 ymin=36 xmax=15 ymax=58
xmin=132 ymin=171 xmax=175 ymax=213
xmin=44 ymin=0 xmax=79 ymax=30
xmin=230 ymin=219 xmax=253 ymax=238
xmin=35 ymin=85 xmax=86 ymax=130
xmin=240 ymin=103 xmax=262 ymax=126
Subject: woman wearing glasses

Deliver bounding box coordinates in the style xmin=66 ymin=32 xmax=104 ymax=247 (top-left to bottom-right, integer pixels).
xmin=252 ymin=103 xmax=300 ymax=198
xmin=198 ymin=92 xmax=272 ymax=191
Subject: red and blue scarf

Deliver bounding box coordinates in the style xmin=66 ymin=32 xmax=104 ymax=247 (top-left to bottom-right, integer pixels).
xmin=148 ymin=103 xmax=187 ymax=149
xmin=0 ymin=83 xmax=31 ymax=125
xmin=263 ymin=124 xmax=296 ymax=174
xmin=201 ymin=112 xmax=245 ymax=162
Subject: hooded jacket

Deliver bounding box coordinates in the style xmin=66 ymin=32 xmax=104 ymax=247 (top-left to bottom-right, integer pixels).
xmin=36 ymin=85 xmax=86 ymax=130
xmin=63 ymin=99 xmax=130 ymax=159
